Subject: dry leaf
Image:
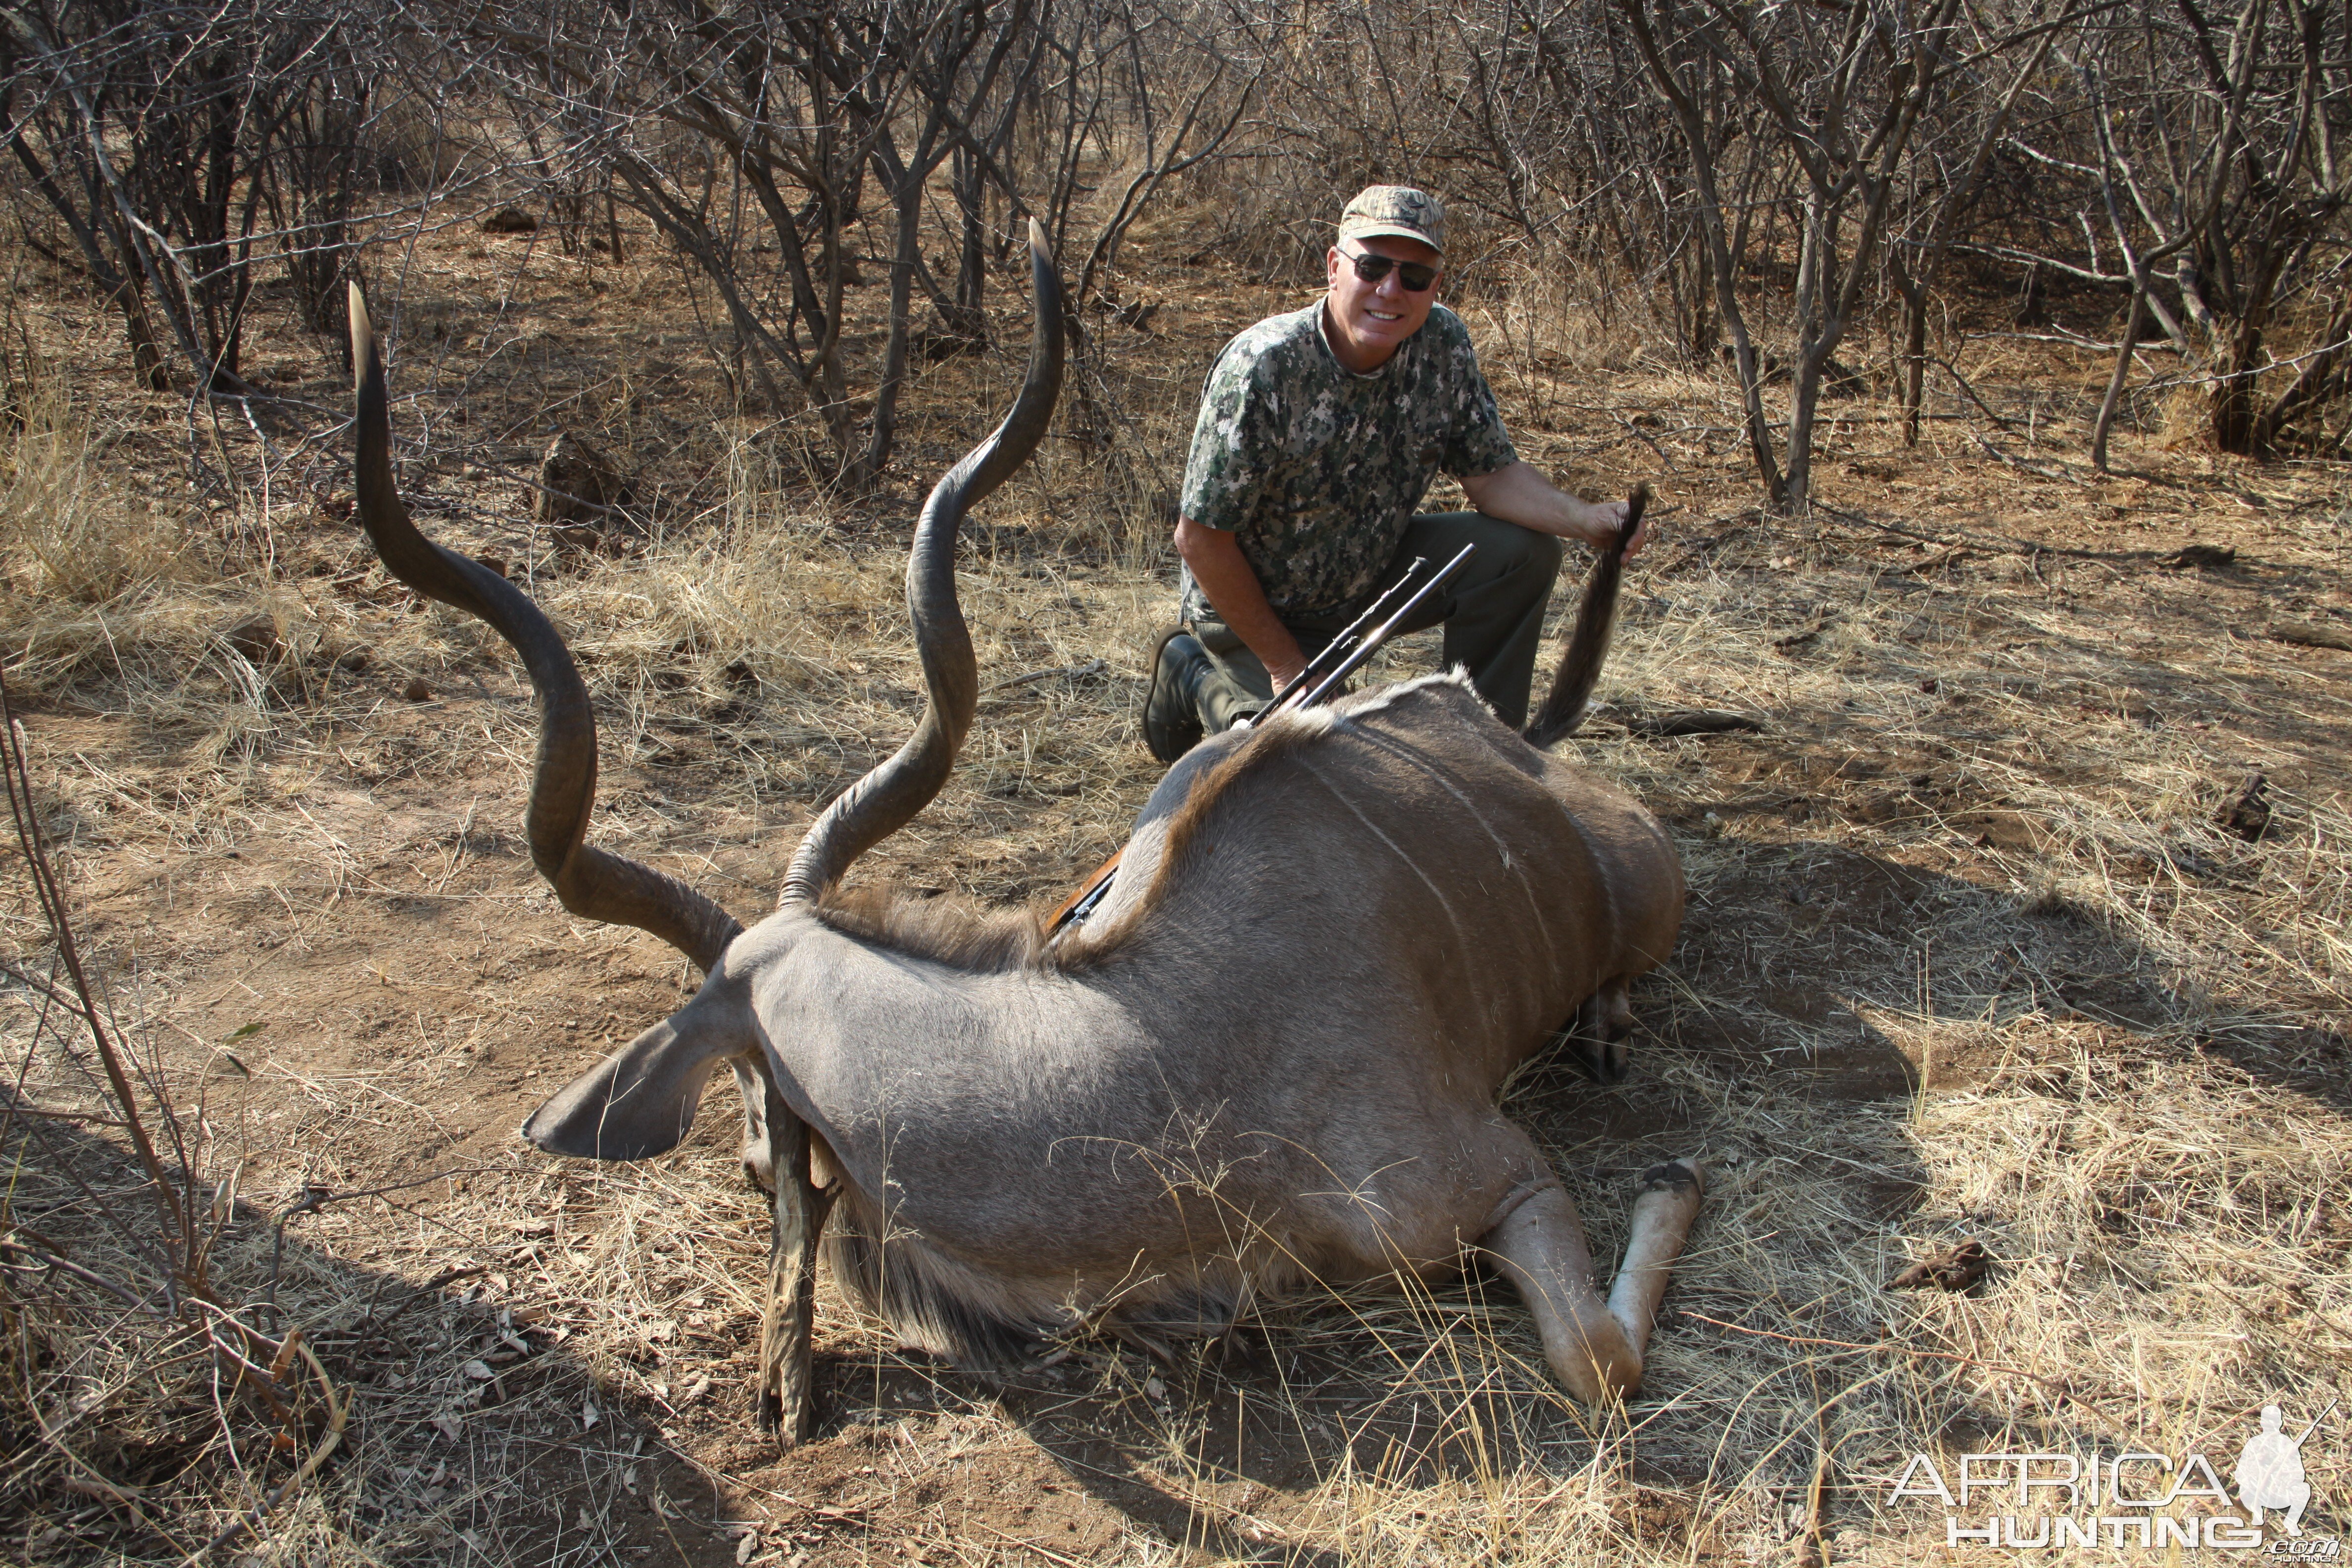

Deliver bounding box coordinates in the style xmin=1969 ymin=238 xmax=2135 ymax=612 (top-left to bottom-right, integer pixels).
xmin=1888 ymin=1238 xmax=1993 ymax=1291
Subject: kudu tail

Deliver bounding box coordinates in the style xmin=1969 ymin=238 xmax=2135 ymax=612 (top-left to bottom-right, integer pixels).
xmin=1522 ymin=484 xmax=1648 ymax=749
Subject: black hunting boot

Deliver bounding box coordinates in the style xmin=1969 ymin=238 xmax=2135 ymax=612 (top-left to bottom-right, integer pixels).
xmin=1142 ymin=627 xmax=1208 ymax=763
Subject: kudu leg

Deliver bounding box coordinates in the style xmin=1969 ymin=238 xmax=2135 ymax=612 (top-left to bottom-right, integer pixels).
xmin=1480 ymin=1158 xmax=1703 ymax=1404
xmin=1605 ymin=1159 xmax=1704 ymax=1358
xmin=734 ymin=1060 xmax=774 ymax=1192
xmin=754 ymin=1071 xmax=833 ymax=1445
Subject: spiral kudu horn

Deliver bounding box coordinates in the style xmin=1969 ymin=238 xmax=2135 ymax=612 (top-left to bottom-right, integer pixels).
xmin=348 ymin=284 xmax=742 ymax=973
xmin=778 ymin=220 xmax=1066 ymax=906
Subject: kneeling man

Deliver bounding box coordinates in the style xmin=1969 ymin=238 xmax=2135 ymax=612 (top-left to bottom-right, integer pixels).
xmin=1144 ymin=184 xmax=1647 ymax=761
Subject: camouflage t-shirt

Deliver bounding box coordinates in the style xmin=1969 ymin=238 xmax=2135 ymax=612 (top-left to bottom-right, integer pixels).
xmin=1179 ymin=301 xmax=1517 ymax=620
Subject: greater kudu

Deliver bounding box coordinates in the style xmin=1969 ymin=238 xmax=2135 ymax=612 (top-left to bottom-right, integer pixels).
xmin=345 ymin=227 xmax=1699 ymax=1443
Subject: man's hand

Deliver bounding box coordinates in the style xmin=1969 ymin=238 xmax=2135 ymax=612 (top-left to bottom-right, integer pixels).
xmin=1572 ymin=496 xmax=1648 ymax=558
xmin=1459 ymin=460 xmax=1652 ymax=558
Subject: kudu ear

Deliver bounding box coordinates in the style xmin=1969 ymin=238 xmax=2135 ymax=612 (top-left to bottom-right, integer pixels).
xmin=523 ymin=1011 xmax=745 ymax=1162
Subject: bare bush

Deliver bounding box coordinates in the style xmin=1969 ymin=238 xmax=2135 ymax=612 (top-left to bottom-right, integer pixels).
xmin=0 ymin=675 xmax=348 ymax=1559
xmin=0 ymin=0 xmax=415 ymax=390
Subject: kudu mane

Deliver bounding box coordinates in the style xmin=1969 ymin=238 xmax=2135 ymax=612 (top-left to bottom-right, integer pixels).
xmin=812 ymin=886 xmax=1051 ymax=974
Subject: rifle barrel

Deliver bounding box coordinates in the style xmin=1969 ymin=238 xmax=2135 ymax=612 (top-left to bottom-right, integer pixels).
xmin=1295 ymin=541 xmax=1477 ymax=710
xmin=1252 ymin=560 xmax=1426 ymax=724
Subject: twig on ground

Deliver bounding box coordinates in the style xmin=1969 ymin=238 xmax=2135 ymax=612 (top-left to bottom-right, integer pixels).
xmin=370 ymin=1264 xmax=492 ymax=1325
xmin=1930 ymin=351 xmax=2024 ymax=430
xmin=1966 ymin=427 xmax=2081 ymax=484
xmin=0 ymin=1237 xmax=165 ymax=1313
xmin=1 ymin=676 xmax=191 ymax=1258
xmin=266 ymin=1170 xmax=460 ymax=1324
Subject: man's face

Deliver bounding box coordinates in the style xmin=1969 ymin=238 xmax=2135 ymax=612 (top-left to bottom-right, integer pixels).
xmin=1324 ymin=234 xmax=1441 ymax=372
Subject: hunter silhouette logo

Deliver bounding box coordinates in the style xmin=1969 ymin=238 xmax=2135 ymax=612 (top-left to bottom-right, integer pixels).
xmin=2238 ymin=1402 xmax=2330 ymax=1538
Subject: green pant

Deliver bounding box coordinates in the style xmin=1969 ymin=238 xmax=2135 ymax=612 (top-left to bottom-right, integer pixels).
xmin=1188 ymin=512 xmax=1564 ymax=733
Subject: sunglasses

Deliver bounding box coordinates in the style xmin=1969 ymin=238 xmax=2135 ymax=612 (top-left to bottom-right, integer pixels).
xmin=1337 ymin=246 xmax=1439 ymax=292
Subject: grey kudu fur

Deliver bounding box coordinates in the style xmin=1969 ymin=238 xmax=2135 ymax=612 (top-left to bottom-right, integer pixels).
xmin=345 ymin=227 xmax=1700 ymax=1443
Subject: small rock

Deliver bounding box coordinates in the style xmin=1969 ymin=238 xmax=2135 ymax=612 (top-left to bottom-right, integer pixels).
xmin=480 ymin=206 xmax=538 ymax=234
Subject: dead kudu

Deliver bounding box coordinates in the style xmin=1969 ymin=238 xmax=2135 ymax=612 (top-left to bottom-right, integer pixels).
xmin=344 ymin=229 xmax=1698 ymax=1444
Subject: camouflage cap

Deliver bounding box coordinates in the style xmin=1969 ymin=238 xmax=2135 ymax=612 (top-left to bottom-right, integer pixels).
xmin=1338 ymin=186 xmax=1445 ymax=255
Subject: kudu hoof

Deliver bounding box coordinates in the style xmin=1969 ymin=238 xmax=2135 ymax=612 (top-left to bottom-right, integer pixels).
xmin=1557 ymin=980 xmax=1635 ymax=1084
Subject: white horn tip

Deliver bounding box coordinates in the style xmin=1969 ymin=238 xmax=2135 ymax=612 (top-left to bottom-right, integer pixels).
xmin=1028 ymin=217 xmax=1051 ymax=262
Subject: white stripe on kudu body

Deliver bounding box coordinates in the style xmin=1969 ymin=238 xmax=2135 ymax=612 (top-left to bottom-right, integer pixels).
xmin=341 ymin=228 xmax=1701 ymax=1446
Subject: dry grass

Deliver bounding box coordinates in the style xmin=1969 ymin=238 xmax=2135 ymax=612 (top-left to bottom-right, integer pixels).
xmin=0 ymin=197 xmax=2346 ymax=1567
xmin=0 ymin=360 xmax=182 ymax=610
